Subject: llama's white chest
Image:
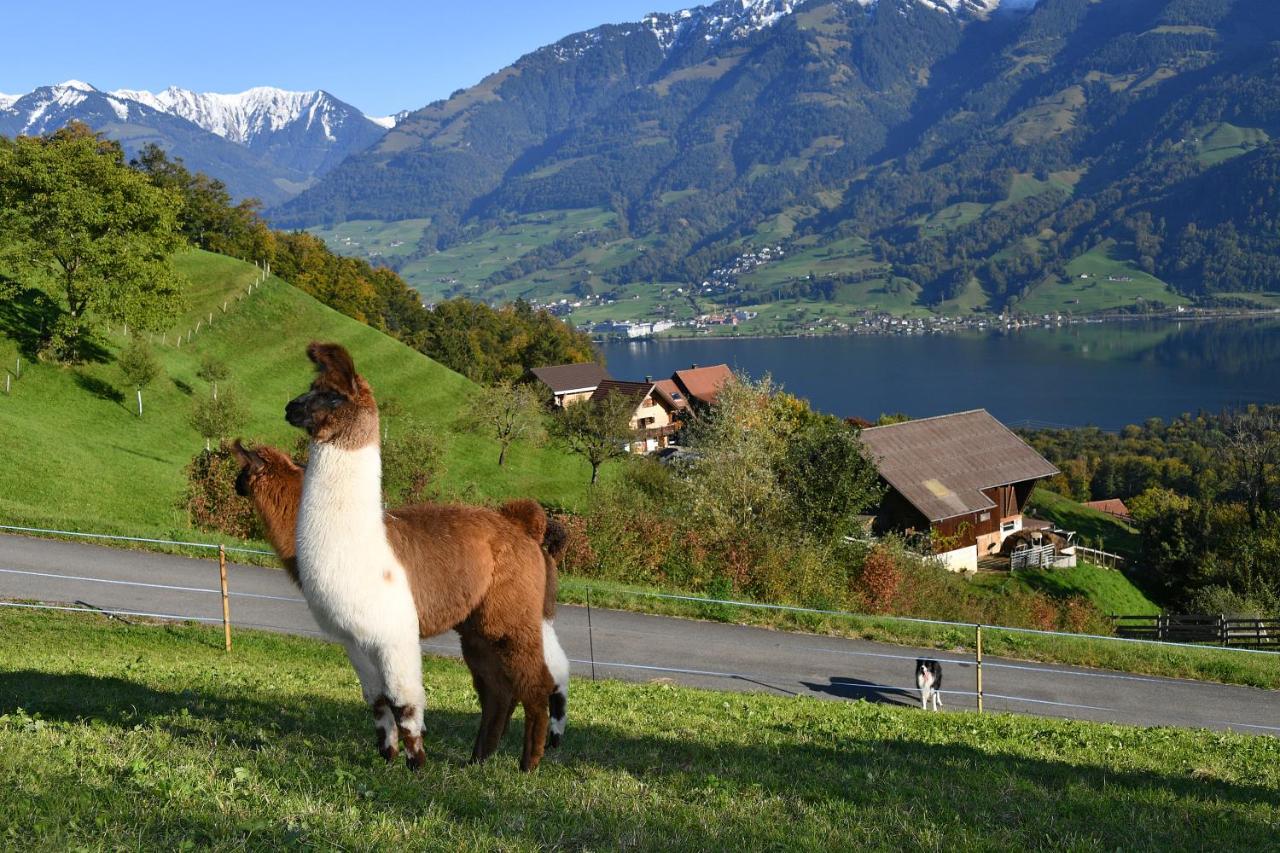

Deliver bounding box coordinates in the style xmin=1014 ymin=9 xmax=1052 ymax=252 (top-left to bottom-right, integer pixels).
xmin=295 ymin=443 xmax=417 ymax=641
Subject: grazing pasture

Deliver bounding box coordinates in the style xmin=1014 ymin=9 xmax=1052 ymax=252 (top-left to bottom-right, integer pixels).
xmin=1 ymin=608 xmax=1277 ymax=850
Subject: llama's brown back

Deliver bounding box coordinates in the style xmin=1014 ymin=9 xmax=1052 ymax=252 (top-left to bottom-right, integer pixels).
xmin=387 ymin=503 xmax=545 ymax=638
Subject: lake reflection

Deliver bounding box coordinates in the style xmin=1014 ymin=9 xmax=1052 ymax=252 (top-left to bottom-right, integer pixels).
xmin=598 ymin=319 xmax=1280 ymax=431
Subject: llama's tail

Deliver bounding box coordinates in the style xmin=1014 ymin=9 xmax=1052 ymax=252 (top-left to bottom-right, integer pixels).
xmin=542 ymin=619 xmax=569 ymax=748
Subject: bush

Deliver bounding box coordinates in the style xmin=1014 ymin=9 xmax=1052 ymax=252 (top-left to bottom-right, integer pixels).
xmin=181 ymin=444 xmax=262 ymax=540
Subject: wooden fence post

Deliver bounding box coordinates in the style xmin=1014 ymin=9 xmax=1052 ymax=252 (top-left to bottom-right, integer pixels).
xmin=975 ymin=624 xmax=984 ymax=714
xmin=219 ymin=545 xmax=232 ymax=652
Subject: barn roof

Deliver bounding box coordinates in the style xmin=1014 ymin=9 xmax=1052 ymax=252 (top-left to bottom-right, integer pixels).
xmin=530 ymin=362 xmax=609 ymax=394
xmin=859 ymin=410 xmax=1059 ymax=522
xmin=591 ymin=379 xmax=655 ymax=404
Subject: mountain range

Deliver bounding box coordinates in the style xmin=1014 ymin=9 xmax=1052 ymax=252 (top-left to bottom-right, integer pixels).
xmin=275 ymin=0 xmax=1280 ymax=317
xmin=0 ymin=81 xmax=394 ymax=205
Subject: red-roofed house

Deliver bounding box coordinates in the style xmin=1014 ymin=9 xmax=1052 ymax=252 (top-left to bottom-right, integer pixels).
xmin=670 ymin=363 xmax=733 ymax=407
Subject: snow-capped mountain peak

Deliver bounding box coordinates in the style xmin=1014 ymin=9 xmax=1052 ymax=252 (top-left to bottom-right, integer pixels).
xmin=109 ymin=85 xmax=346 ymax=143
xmin=641 ymin=0 xmax=1034 ymax=52
xmin=57 ymin=79 xmax=98 ymax=92
xmin=0 ymin=93 xmax=18 ymax=110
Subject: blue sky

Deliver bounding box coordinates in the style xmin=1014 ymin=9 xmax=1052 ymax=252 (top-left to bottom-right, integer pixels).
xmin=1 ymin=0 xmax=688 ymax=115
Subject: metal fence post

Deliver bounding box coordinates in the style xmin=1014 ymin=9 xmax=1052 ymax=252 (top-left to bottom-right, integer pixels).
xmin=219 ymin=545 xmax=231 ymax=652
xmin=975 ymin=624 xmax=984 ymax=714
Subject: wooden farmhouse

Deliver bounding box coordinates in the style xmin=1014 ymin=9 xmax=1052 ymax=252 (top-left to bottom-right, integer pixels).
xmin=530 ymin=363 xmax=610 ymax=408
xmin=859 ymin=410 xmax=1060 ymax=572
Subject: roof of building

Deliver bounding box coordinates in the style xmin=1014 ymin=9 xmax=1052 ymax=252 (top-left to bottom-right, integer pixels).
xmin=652 ymin=379 xmax=688 ymax=410
xmin=530 ymin=362 xmax=609 ymax=394
xmin=1084 ymin=498 xmax=1131 ymax=518
xmin=671 ymin=364 xmax=733 ymax=404
xmin=859 ymin=409 xmax=1059 ymax=522
xmin=590 ymin=379 xmax=655 ymax=404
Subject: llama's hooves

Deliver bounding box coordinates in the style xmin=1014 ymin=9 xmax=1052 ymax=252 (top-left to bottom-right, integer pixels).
xmin=379 ymin=745 xmax=399 ymax=764
xmin=547 ymin=732 xmax=562 ymax=749
xmin=404 ymin=735 xmax=426 ymax=771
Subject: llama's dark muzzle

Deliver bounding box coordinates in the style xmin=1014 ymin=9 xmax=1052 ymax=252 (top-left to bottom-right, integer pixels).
xmin=285 ymin=395 xmax=310 ymax=429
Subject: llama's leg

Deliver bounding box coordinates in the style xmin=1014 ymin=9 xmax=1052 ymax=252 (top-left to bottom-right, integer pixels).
xmin=340 ymin=637 xmax=397 ymax=762
xmin=495 ymin=630 xmax=553 ymax=772
xmin=371 ymin=635 xmax=429 ymax=771
xmin=460 ymin=631 xmax=513 ymax=764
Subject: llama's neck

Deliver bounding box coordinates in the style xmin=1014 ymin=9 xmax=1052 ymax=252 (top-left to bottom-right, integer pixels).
xmin=255 ymin=473 xmax=303 ymax=562
xmin=300 ymin=441 xmax=386 ymax=534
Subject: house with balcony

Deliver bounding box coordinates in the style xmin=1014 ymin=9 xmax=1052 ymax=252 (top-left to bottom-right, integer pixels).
xmin=859 ymin=409 xmax=1060 ymax=573
xmin=592 ymin=378 xmax=684 ymax=454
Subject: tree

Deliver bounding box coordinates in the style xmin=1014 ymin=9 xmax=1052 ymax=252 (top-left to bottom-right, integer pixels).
xmin=190 ymin=386 xmax=247 ymax=450
xmin=118 ymin=336 xmax=161 ymax=417
xmin=550 ymin=391 xmax=637 ymax=485
xmin=196 ymin=354 xmax=230 ymax=399
xmin=462 ymin=381 xmax=546 ymax=466
xmin=777 ymin=418 xmax=883 ymax=541
xmin=382 ymin=425 xmax=446 ymax=504
xmin=1222 ymin=407 xmax=1280 ymax=526
xmin=0 ymin=125 xmax=185 ymax=362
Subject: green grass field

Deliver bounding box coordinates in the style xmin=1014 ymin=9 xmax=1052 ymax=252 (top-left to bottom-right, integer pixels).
xmin=2 ymin=608 xmax=1277 ymax=850
xmin=396 ymin=208 xmax=617 ymax=302
xmin=0 ymin=250 xmax=592 ymax=541
xmin=1194 ymin=123 xmax=1269 ymax=167
xmin=1018 ymin=563 xmax=1160 ymax=617
xmin=307 ymin=219 xmax=433 ymax=263
xmin=1017 ymin=240 xmax=1189 ymax=315
xmin=1028 ymin=488 xmax=1142 ymax=562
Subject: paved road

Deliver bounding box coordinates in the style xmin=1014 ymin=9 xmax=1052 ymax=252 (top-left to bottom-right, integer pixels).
xmin=2 ymin=533 xmax=1278 ymax=736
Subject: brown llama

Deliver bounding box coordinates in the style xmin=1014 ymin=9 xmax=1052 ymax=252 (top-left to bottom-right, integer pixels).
xmin=282 ymin=341 xmax=564 ymax=771
xmin=231 ymin=440 xmax=569 ymax=756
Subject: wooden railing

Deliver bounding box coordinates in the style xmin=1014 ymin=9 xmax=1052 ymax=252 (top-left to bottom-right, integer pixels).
xmin=1113 ymin=614 xmax=1280 ymax=649
xmin=1074 ymin=545 xmax=1125 ymax=570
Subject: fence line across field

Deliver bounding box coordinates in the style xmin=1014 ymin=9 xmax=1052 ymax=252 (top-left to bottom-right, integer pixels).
xmin=4 ymin=521 xmax=1279 ymax=659
xmin=2 ymin=564 xmax=1277 ymax=732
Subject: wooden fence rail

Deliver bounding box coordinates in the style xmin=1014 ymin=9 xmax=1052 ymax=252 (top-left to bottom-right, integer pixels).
xmin=1112 ymin=614 xmax=1280 ymax=649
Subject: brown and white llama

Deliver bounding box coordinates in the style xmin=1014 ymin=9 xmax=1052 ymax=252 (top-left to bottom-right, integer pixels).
xmin=231 ymin=440 xmax=570 ymax=757
xmin=281 ymin=342 xmax=566 ymax=771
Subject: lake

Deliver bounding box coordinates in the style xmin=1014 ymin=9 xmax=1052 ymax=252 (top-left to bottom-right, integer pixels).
xmin=598 ymin=318 xmax=1280 ymax=431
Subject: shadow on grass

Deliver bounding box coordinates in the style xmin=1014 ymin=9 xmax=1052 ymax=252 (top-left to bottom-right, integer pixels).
xmin=73 ymin=372 xmax=126 ymax=406
xmin=1 ymin=669 xmax=1276 ymax=849
xmin=0 ymin=287 xmax=110 ymax=364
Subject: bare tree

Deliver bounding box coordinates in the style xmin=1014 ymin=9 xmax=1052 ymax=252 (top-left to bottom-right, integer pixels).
xmin=461 ymin=381 xmax=547 ymax=466
xmin=1224 ymin=407 xmax=1280 ymax=526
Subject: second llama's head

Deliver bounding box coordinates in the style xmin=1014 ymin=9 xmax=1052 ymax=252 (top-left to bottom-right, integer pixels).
xmin=285 ymin=342 xmax=379 ymax=447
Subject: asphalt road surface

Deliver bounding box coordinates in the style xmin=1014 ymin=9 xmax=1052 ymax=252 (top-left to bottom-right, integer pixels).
xmin=2 ymin=532 xmax=1277 ymax=736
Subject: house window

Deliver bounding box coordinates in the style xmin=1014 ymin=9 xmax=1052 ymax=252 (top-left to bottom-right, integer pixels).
xmin=1001 ymin=520 xmax=1017 ymax=534
xmin=979 ymin=512 xmax=991 ymax=522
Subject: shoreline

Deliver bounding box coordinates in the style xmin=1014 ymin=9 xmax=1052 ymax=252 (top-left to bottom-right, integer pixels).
xmin=593 ymin=307 xmax=1280 ymax=345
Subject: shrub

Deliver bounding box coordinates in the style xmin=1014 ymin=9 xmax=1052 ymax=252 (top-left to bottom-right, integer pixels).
xmin=852 ymin=547 xmax=903 ymax=614
xmin=182 ymin=444 xmax=261 ymax=539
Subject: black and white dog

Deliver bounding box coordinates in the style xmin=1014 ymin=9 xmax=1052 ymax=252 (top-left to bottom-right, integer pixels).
xmin=915 ymin=659 xmax=943 ymax=711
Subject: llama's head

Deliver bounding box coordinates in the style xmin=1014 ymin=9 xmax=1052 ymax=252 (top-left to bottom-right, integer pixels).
xmin=285 ymin=342 xmax=379 ymax=447
xmin=232 ymin=439 xmax=303 ymax=498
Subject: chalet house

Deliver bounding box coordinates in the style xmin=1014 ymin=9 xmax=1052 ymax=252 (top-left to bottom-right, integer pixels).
xmin=670 ymin=363 xmax=733 ymax=408
xmin=592 ymin=379 xmax=683 ymax=454
xmin=530 ymin=362 xmax=610 ymax=408
xmin=859 ymin=410 xmax=1060 ymax=573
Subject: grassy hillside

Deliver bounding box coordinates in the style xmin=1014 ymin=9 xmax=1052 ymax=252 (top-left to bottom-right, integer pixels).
xmin=0 ymin=250 xmax=592 ymax=539
xmin=1027 ymin=488 xmax=1142 ymax=563
xmin=1018 ymin=241 xmax=1190 ymax=316
xmin=3 ymin=608 xmax=1277 ymax=850
xmin=1016 ymin=564 xmax=1159 ymax=617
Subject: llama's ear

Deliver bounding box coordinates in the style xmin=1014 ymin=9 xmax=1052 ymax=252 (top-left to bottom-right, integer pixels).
xmin=306 ymin=342 xmax=360 ymax=397
xmin=231 ymin=439 xmax=263 ymax=472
